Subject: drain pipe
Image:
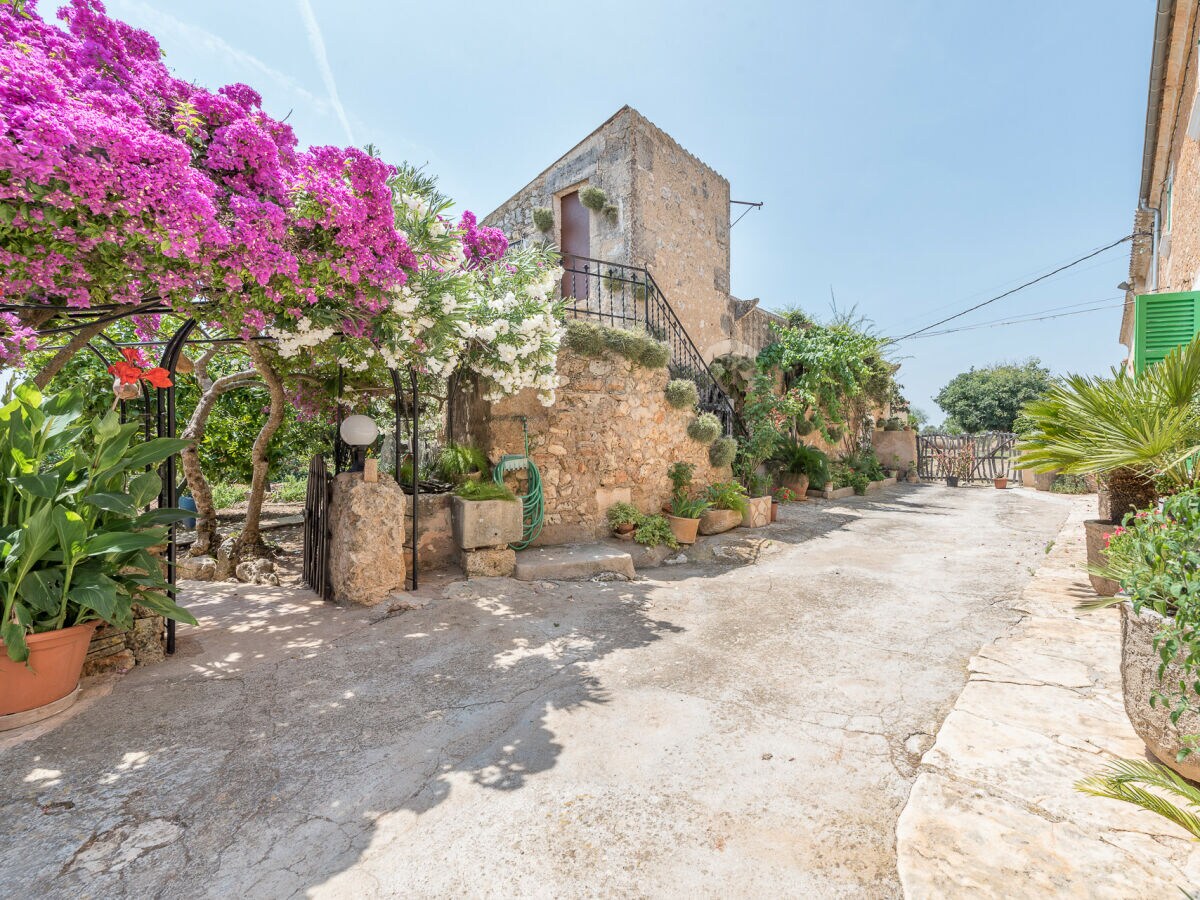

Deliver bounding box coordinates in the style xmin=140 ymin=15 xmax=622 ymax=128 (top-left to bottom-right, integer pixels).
xmin=1139 ymin=0 xmax=1175 ymax=291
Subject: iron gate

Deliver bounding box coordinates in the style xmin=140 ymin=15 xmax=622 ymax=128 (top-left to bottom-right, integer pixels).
xmin=303 ymin=454 xmax=333 ymax=601
xmin=917 ymin=432 xmax=1017 ymax=483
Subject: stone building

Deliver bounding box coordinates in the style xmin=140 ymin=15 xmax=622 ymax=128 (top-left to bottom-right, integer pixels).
xmin=1121 ymin=0 xmax=1200 ymax=367
xmin=484 ymin=105 xmax=780 ymax=362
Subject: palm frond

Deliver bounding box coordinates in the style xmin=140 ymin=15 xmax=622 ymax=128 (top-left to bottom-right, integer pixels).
xmin=1076 ymin=758 xmax=1200 ymax=839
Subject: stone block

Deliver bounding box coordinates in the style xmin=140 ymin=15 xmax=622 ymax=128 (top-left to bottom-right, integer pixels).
xmin=461 ymin=547 xmax=517 ymax=578
xmin=740 ymin=496 xmax=772 ymax=528
xmin=130 ymin=616 xmax=165 ymax=665
xmin=329 ymin=473 xmax=407 ymax=606
xmin=513 ymin=545 xmax=636 ymax=582
xmin=452 ymin=496 xmax=523 ymax=550
xmin=178 ymin=554 xmax=216 ymax=581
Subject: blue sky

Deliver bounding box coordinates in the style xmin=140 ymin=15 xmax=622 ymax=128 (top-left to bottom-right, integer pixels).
xmin=96 ymin=0 xmax=1150 ymax=422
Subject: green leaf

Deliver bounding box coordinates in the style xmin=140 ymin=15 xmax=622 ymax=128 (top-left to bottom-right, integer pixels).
xmin=82 ymin=531 xmax=163 ymax=557
xmin=134 ymin=591 xmax=197 ymax=626
xmin=67 ymin=571 xmax=120 ymax=624
xmin=18 ymin=569 xmax=62 ymax=616
xmin=1 ymin=620 xmax=28 ymax=663
xmin=122 ymin=438 xmax=191 ymax=472
xmin=51 ymin=507 xmax=87 ymax=561
xmin=131 ymin=508 xmax=193 ymax=527
xmin=10 ymin=472 xmax=59 ymax=500
xmin=127 ymin=471 xmax=162 ymax=508
xmin=83 ymin=492 xmax=137 ymax=517
xmin=94 ymin=410 xmax=122 ymax=441
xmin=13 ymin=382 xmax=41 ymax=410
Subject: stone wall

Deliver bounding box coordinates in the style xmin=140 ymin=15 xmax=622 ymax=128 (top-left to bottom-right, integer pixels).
xmin=83 ymin=607 xmax=164 ymax=676
xmin=872 ymin=429 xmax=918 ymax=471
xmin=456 ymin=348 xmax=732 ymax=546
xmin=405 ymin=492 xmax=455 ymax=572
xmin=628 ymin=113 xmax=732 ymax=361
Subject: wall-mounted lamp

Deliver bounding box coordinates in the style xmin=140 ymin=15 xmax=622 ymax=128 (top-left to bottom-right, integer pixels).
xmin=340 ymin=414 xmax=379 ymax=473
xmin=1118 ymin=281 xmax=1132 ymax=292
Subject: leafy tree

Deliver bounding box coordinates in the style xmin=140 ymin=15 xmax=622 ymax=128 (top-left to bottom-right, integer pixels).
xmin=935 ymin=359 xmax=1051 ymax=433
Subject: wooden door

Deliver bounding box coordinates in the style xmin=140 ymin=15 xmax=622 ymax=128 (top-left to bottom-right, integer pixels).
xmin=559 ymin=190 xmax=590 ymax=301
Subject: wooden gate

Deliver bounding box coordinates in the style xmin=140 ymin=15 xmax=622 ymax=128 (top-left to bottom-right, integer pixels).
xmin=302 ymin=454 xmax=333 ymax=601
xmin=917 ymin=432 xmax=1017 ymax=483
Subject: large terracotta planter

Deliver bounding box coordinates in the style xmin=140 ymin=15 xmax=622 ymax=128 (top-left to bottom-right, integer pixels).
xmin=1034 ymin=470 xmax=1059 ymax=492
xmin=1120 ymin=603 xmax=1200 ymax=780
xmin=698 ymin=508 xmax=740 ymax=535
xmin=1083 ymin=519 xmax=1121 ymax=597
xmin=0 ymin=622 xmax=99 ymax=718
xmin=778 ymin=473 xmax=809 ymax=497
xmin=741 ymin=496 xmax=772 ymax=528
xmin=666 ymin=514 xmax=700 ymax=545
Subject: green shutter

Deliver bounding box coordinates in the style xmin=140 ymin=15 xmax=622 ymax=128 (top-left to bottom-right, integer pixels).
xmin=1134 ymin=291 xmax=1200 ymax=373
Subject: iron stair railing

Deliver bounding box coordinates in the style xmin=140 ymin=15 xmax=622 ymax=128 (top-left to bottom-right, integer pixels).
xmin=560 ymin=256 xmax=739 ymax=435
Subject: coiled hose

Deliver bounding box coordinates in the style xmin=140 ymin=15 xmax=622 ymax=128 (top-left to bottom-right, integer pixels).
xmin=492 ymin=416 xmax=543 ymax=550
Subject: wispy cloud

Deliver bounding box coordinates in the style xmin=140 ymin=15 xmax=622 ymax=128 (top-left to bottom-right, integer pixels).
xmin=295 ymin=0 xmax=356 ymax=145
xmin=111 ymin=0 xmax=330 ymax=116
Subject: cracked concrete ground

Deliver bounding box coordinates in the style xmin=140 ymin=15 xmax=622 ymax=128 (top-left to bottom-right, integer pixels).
xmin=0 ymin=483 xmax=1069 ymax=898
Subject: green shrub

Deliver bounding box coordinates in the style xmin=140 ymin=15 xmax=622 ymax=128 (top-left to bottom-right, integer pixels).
xmin=270 ymin=477 xmax=307 ymax=504
xmin=849 ymin=471 xmax=870 ymax=495
xmin=532 ymin=206 xmax=553 ymax=232
xmin=580 ymin=185 xmax=608 ymax=211
xmin=1052 ymin=474 xmax=1091 ymax=494
xmin=437 ymin=442 xmax=488 ymax=480
xmin=634 ymin=514 xmax=679 ymax=549
xmin=773 ymin=438 xmax=831 ymax=485
xmin=705 ymin=481 xmax=749 ymax=516
xmin=212 ymin=483 xmax=249 ymax=509
xmin=687 ymin=413 xmax=722 ymax=445
xmin=670 ymin=494 xmax=710 ymax=519
xmin=709 ymin=436 xmax=737 ymax=467
xmin=454 ymin=480 xmax=517 ymax=502
xmin=665 ymin=379 xmax=699 ymax=410
xmin=606 ymin=501 xmax=645 ymax=530
xmin=667 ymin=462 xmax=695 ymax=496
xmin=601 ymin=202 xmax=619 ymax=223
xmin=563 ymin=321 xmax=669 ymax=369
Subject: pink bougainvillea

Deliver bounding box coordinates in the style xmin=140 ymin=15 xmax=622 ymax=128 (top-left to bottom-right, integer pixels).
xmin=0 ymin=0 xmax=415 ymax=362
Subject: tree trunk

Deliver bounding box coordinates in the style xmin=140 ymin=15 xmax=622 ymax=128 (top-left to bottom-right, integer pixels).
xmin=180 ymin=355 xmax=259 ymax=555
xmin=1102 ymin=467 xmax=1158 ymax=524
xmin=237 ymin=342 xmax=286 ymax=557
xmin=33 ymin=318 xmax=111 ymax=389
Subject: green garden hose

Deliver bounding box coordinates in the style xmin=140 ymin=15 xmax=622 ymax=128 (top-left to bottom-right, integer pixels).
xmin=493 ymin=416 xmax=543 ymax=550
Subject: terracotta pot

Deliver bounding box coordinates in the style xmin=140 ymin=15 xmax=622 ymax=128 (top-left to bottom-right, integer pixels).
xmin=1034 ymin=470 xmax=1058 ymax=492
xmin=770 ymin=501 xmax=779 ymax=523
xmin=614 ymin=530 xmax=634 ymax=542
xmin=666 ymin=514 xmax=700 ymax=545
xmin=906 ymin=473 xmax=919 ymax=484
xmin=0 ymin=622 xmax=99 ymax=717
xmin=778 ymin=472 xmax=809 ymax=497
xmin=993 ymin=477 xmax=1008 ymax=490
xmin=698 ymin=508 xmax=741 ymax=535
xmin=1120 ymin=603 xmax=1200 ymax=780
xmin=615 ymin=522 xmax=636 ymax=535
xmin=1083 ymin=519 xmax=1122 ymax=597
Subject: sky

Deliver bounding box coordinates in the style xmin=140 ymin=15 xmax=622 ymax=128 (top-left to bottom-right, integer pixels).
xmin=90 ymin=0 xmax=1151 ymax=423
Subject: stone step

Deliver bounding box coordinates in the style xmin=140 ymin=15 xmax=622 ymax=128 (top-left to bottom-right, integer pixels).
xmin=513 ymin=544 xmax=636 ymax=582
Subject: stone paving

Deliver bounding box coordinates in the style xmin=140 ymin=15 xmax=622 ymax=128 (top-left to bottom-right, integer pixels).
xmin=1 ymin=484 xmax=1070 ymax=898
xmin=896 ymin=498 xmax=1200 ymax=898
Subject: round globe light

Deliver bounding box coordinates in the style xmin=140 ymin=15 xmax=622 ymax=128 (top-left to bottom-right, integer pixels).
xmin=340 ymin=414 xmax=379 ymax=447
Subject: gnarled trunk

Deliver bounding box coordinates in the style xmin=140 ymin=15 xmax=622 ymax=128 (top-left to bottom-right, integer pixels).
xmin=236 ymin=341 xmax=285 ymax=558
xmin=33 ymin=318 xmax=111 ymax=389
xmin=1102 ymin=467 xmax=1158 ymax=524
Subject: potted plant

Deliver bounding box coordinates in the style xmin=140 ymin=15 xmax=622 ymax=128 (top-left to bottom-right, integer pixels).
xmin=606 ymin=501 xmax=644 ymax=541
xmin=740 ymin=473 xmax=774 ymax=527
xmin=666 ymin=494 xmax=709 ymax=545
xmin=0 ymin=384 xmax=196 ymax=722
xmin=701 ymin=481 xmax=748 ymax=534
xmin=1088 ymin=492 xmax=1200 ymax=780
xmin=451 ymin=479 xmax=523 ymax=550
xmin=1017 ymin=339 xmax=1200 ymax=594
xmin=436 ymin=442 xmax=489 ymax=484
xmin=771 ymin=438 xmax=831 ymax=500
xmin=993 ymin=475 xmax=1009 ymax=490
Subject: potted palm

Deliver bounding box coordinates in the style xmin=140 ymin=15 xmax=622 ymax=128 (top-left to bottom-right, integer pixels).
xmin=1017 ymin=336 xmax=1200 ymax=594
xmin=772 ymin=437 xmax=831 ymax=500
xmin=0 ymin=384 xmax=196 ymax=723
xmin=436 ymin=442 xmax=489 ymax=484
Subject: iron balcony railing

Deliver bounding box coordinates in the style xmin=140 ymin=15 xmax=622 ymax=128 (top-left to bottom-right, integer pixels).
xmin=560 ymin=256 xmax=738 ymax=435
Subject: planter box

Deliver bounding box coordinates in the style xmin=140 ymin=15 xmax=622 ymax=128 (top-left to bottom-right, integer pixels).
xmin=1083 ymin=519 xmax=1121 ymax=597
xmin=741 ymin=496 xmax=772 ymax=528
xmin=1121 ymin=603 xmax=1200 ymax=780
xmin=699 ymin=508 xmax=741 ymax=535
xmin=451 ymin=496 xmax=523 ymax=550
xmin=777 ymin=473 xmax=809 ymax=496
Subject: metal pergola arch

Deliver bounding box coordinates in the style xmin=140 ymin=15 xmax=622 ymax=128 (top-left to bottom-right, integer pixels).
xmin=5 ymin=302 xmax=422 ymax=652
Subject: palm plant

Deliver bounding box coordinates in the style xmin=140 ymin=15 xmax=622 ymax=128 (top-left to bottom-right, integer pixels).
xmin=1076 ymin=758 xmax=1200 ymax=839
xmin=773 ymin=437 xmax=832 ymax=486
xmin=1017 ymin=336 xmax=1200 ymax=522
xmin=436 ymin=442 xmax=488 ymax=481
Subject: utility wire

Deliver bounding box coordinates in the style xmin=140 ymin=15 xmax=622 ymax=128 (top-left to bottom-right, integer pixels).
xmin=889 ymin=234 xmax=1135 ymax=343
xmin=903 ymin=298 xmax=1127 ymax=339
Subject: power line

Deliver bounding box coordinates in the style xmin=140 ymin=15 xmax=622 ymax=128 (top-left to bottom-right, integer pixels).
xmin=918 ymin=294 xmax=1124 ymax=331
xmin=903 ymin=298 xmax=1127 ymax=339
xmin=889 ymin=234 xmax=1136 ymax=343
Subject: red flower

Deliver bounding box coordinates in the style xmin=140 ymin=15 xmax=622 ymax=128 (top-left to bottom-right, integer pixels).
xmin=108 ymin=361 xmax=143 ymax=384
xmin=107 ymin=347 xmax=173 ymax=389
xmin=141 ymin=368 xmax=173 ymax=388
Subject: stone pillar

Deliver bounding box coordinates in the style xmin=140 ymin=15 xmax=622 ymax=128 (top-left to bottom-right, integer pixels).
xmin=453 ymin=497 xmax=522 ymax=578
xmin=328 ymin=472 xmax=407 ymax=606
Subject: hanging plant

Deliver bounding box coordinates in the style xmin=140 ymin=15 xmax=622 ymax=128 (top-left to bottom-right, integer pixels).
xmin=687 ymin=413 xmax=722 ymax=445
xmin=580 ymin=185 xmax=608 ymax=212
xmin=532 ymin=207 xmax=554 ymax=232
xmin=602 ymin=202 xmax=619 ymax=224
xmin=665 ymin=379 xmax=699 ymax=410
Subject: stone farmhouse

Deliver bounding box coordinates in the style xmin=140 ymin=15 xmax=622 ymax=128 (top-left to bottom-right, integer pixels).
xmin=483 ymin=105 xmax=780 ymax=363
xmin=1122 ymin=0 xmax=1200 ymax=370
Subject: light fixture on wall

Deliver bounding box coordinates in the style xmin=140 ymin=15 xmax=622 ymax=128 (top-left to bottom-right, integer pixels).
xmin=340 ymin=414 xmax=379 ymax=473
xmin=1117 ymin=281 xmax=1132 ymax=292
